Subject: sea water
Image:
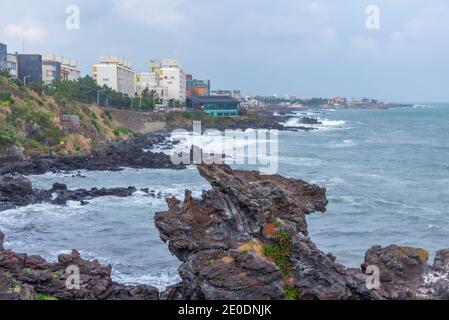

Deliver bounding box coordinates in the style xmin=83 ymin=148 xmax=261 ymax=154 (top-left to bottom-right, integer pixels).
xmin=1 ymin=104 xmax=448 ymax=289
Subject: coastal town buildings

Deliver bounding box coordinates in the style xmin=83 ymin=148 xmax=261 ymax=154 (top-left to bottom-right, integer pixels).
xmin=0 ymin=43 xmax=6 ymax=70
xmin=42 ymin=55 xmax=61 ymax=84
xmin=0 ymin=41 xmax=235 ymax=110
xmin=17 ymin=54 xmax=43 ymax=85
xmin=187 ymin=95 xmax=240 ymax=117
xmin=159 ymin=59 xmax=186 ymax=102
xmin=42 ymin=54 xmax=81 ymax=84
xmin=186 ymin=79 xmax=211 ymax=97
xmin=135 ymin=71 xmax=159 ymax=94
xmin=92 ymin=56 xmax=135 ymax=97
xmin=56 ymin=56 xmax=81 ymax=82
xmin=135 ymin=60 xmax=170 ymax=102
xmin=211 ymin=89 xmax=242 ymax=100
xmin=149 ymin=60 xmax=161 ymax=73
xmin=135 ymin=71 xmax=168 ymax=102
xmin=6 ymin=53 xmax=18 ymax=79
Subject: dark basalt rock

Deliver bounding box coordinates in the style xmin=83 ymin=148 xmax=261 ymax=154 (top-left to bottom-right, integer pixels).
xmin=0 ymin=134 xmax=184 ymax=176
xmin=300 ymin=116 xmax=322 ymax=125
xmin=0 ymin=232 xmax=159 ymax=300
xmin=0 ymin=174 xmax=168 ymax=211
xmin=155 ymin=164 xmax=373 ymax=300
xmin=155 ymin=164 xmax=449 ymax=300
xmin=2 ymin=164 xmax=449 ymax=300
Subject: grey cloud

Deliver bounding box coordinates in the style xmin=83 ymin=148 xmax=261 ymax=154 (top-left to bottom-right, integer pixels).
xmin=0 ymin=0 xmax=448 ymax=101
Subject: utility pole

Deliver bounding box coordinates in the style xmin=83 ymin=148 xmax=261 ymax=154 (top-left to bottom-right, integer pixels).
xmin=23 ymin=75 xmax=31 ymax=86
xmin=97 ymin=89 xmax=104 ymax=107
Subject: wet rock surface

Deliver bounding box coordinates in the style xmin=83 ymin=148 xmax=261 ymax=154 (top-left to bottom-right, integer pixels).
xmin=0 ymin=174 xmax=168 ymax=211
xmin=1 ymin=164 xmax=449 ymax=300
xmin=0 ymin=134 xmax=184 ymax=176
xmin=155 ymin=164 xmax=449 ymax=300
xmin=0 ymin=232 xmax=158 ymax=300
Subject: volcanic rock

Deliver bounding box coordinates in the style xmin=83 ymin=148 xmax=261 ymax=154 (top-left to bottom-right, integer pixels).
xmin=0 ymin=134 xmax=184 ymax=176
xmin=155 ymin=164 xmax=449 ymax=300
xmin=0 ymin=231 xmax=158 ymax=300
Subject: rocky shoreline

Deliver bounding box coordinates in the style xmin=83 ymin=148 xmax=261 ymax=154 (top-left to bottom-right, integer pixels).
xmin=1 ymin=164 xmax=449 ymax=300
xmin=0 ymin=134 xmax=184 ymax=176
xmin=0 ymin=173 xmax=169 ymax=212
xmin=166 ymin=112 xmax=323 ymax=133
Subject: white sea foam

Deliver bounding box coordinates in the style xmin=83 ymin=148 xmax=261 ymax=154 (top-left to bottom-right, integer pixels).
xmin=112 ymin=269 xmax=181 ymax=290
xmin=278 ymin=156 xmax=323 ymax=167
xmin=328 ymin=139 xmax=358 ymax=148
xmin=169 ymin=130 xmax=272 ymax=163
xmin=282 ymin=117 xmax=347 ymax=131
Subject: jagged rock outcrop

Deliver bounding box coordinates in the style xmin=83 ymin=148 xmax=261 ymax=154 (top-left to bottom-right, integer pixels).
xmin=155 ymin=164 xmax=374 ymax=300
xmin=0 ymin=231 xmax=159 ymax=300
xmin=155 ymin=164 xmax=449 ymax=300
xmin=361 ymin=245 xmax=449 ymax=299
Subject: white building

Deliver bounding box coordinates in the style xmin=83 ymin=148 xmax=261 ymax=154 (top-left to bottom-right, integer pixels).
xmin=135 ymin=72 xmax=168 ymax=102
xmin=92 ymin=56 xmax=135 ymax=97
xmin=211 ymin=89 xmax=242 ymax=100
xmin=159 ymin=59 xmax=186 ymax=102
xmin=6 ymin=53 xmax=18 ymax=79
xmin=149 ymin=60 xmax=161 ymax=73
xmin=60 ymin=58 xmax=81 ymax=81
xmin=42 ymin=54 xmax=81 ymax=84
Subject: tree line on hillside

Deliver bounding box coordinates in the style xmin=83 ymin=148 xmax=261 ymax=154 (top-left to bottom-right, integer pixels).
xmin=43 ymin=76 xmax=162 ymax=111
xmin=0 ymin=68 xmax=163 ymax=111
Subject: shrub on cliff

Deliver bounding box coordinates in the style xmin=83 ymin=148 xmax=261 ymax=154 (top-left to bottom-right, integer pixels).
xmin=0 ymin=126 xmax=18 ymax=151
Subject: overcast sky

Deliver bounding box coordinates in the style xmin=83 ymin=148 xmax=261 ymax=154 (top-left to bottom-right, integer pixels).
xmin=0 ymin=0 xmax=448 ymax=102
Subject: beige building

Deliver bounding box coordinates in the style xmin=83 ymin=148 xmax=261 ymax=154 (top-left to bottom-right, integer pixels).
xmin=42 ymin=54 xmax=81 ymax=84
xmin=159 ymin=59 xmax=186 ymax=102
xmin=93 ymin=56 xmax=135 ymax=97
xmin=135 ymin=71 xmax=168 ymax=102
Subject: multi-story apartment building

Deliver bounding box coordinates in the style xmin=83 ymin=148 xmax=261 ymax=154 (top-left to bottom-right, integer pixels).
xmin=0 ymin=43 xmax=6 ymax=70
xmin=17 ymin=54 xmax=42 ymax=85
xmin=92 ymin=56 xmax=135 ymax=97
xmin=42 ymin=60 xmax=61 ymax=84
xmin=211 ymin=89 xmax=242 ymax=100
xmin=42 ymin=54 xmax=81 ymax=84
xmin=60 ymin=59 xmax=81 ymax=82
xmin=135 ymin=71 xmax=168 ymax=102
xmin=159 ymin=59 xmax=186 ymax=102
xmin=186 ymin=79 xmax=211 ymax=97
xmin=149 ymin=60 xmax=161 ymax=73
xmin=6 ymin=53 xmax=18 ymax=79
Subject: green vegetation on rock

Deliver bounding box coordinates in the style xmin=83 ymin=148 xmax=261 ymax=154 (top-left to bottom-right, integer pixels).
xmin=36 ymin=294 xmax=59 ymax=301
xmin=262 ymin=231 xmax=293 ymax=277
xmin=284 ymin=287 xmax=299 ymax=300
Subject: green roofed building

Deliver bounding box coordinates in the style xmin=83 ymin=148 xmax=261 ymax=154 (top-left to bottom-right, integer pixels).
xmin=187 ymin=96 xmax=240 ymax=117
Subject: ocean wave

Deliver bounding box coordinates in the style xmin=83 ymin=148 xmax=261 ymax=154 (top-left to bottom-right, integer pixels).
xmin=169 ymin=130 xmax=276 ymax=162
xmin=278 ymin=156 xmax=323 ymax=166
xmin=112 ymin=269 xmax=181 ymax=290
xmin=328 ymin=195 xmax=359 ymax=205
xmin=49 ymin=249 xmax=113 ymax=264
xmin=412 ymin=104 xmax=432 ymax=109
xmin=282 ymin=117 xmax=347 ymax=131
xmin=328 ymin=139 xmax=358 ymax=148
